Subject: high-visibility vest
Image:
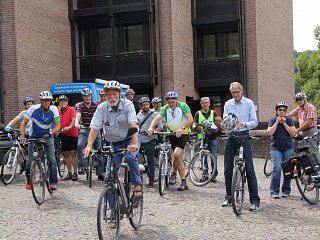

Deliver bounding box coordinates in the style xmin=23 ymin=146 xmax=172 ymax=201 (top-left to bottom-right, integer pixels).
xmin=197 ymin=110 xmax=214 ymax=139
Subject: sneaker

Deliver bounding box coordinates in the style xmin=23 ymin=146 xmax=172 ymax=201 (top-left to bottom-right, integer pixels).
xmin=98 ymin=175 xmax=104 ymax=181
xmin=177 ymin=180 xmax=189 ymax=191
xmin=64 ymin=172 xmax=72 ymax=181
xmin=78 ymin=169 xmax=85 ymax=175
xmin=249 ymin=203 xmax=260 ymax=212
xmin=72 ymin=173 xmax=78 ymax=181
xmin=282 ymin=193 xmax=290 ymax=198
xmin=50 ymin=184 xmax=58 ymax=191
xmin=271 ymin=193 xmax=280 ymax=199
xmin=147 ymin=181 xmax=154 ymax=188
xmin=25 ymin=182 xmax=31 ymax=190
xmin=169 ymin=173 xmax=177 ymax=185
xmin=222 ymin=196 xmax=232 ymax=207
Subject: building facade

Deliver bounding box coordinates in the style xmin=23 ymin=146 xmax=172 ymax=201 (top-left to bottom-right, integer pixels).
xmin=0 ymin=0 xmax=294 ymax=124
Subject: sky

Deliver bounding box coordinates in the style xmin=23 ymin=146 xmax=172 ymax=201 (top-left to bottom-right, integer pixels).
xmin=293 ymin=0 xmax=320 ymax=52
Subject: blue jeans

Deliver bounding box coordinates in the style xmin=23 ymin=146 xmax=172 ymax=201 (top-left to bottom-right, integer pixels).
xmin=224 ymin=133 xmax=260 ymax=204
xmin=106 ymin=137 xmax=142 ymax=186
xmin=270 ymin=148 xmax=294 ymax=195
xmin=77 ymin=128 xmax=103 ymax=176
xmin=142 ymin=139 xmax=157 ymax=182
xmin=208 ymin=139 xmax=218 ymax=177
xmin=26 ymin=138 xmax=58 ymax=184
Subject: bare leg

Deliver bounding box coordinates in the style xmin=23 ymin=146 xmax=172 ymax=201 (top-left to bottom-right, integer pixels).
xmin=174 ymin=148 xmax=186 ymax=179
xmin=71 ymin=150 xmax=78 ymax=174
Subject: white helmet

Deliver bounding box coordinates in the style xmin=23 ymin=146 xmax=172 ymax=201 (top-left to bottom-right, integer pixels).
xmin=39 ymin=91 xmax=53 ymax=100
xmin=223 ymin=113 xmax=238 ymax=130
xmin=104 ymin=80 xmax=121 ymax=92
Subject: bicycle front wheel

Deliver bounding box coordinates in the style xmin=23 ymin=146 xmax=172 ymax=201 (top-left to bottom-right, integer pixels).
xmin=97 ymin=186 xmax=121 ymax=240
xmin=296 ymin=167 xmax=319 ymax=205
xmin=158 ymin=155 xmax=166 ymax=196
xmin=189 ymin=151 xmax=216 ymax=186
xmin=263 ymin=153 xmax=273 ymax=177
xmin=129 ymin=187 xmax=143 ymax=229
xmin=57 ymin=153 xmax=66 ymax=178
xmin=30 ymin=161 xmax=45 ymax=205
xmin=87 ymin=156 xmax=93 ymax=188
xmin=1 ymin=148 xmax=19 ymax=185
xmin=231 ymin=165 xmax=245 ymax=216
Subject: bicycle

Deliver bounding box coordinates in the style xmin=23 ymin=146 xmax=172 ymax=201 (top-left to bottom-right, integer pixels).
xmin=93 ymin=128 xmax=144 ymax=239
xmin=263 ymin=152 xmax=273 ymax=177
xmin=53 ymin=134 xmax=66 ymax=178
xmin=1 ymin=129 xmax=27 ymax=185
xmin=28 ymin=137 xmax=53 ymax=205
xmin=223 ymin=132 xmax=259 ymax=216
xmin=182 ymin=132 xmax=199 ymax=178
xmin=154 ymin=131 xmax=174 ymax=196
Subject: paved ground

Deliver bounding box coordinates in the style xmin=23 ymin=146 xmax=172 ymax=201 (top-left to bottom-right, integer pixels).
xmin=1 ymin=156 xmax=320 ymax=240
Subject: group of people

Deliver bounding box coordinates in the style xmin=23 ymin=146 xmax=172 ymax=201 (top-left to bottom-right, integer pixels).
xmin=4 ymin=80 xmax=317 ymax=213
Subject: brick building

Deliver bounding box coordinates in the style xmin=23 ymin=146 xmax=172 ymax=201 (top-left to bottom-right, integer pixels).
xmin=0 ymin=0 xmax=294 ymax=125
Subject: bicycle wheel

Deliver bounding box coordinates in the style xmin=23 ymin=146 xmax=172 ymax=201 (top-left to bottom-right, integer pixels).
xmin=129 ymin=187 xmax=143 ymax=229
xmin=183 ymin=145 xmax=191 ymax=178
xmin=165 ymin=157 xmax=172 ymax=187
xmin=189 ymin=151 xmax=216 ymax=186
xmin=138 ymin=152 xmax=147 ymax=173
xmin=231 ymin=165 xmax=245 ymax=216
xmin=158 ymin=155 xmax=166 ymax=196
xmin=97 ymin=186 xmax=120 ymax=240
xmin=57 ymin=152 xmax=66 ymax=178
xmin=44 ymin=159 xmax=53 ymax=195
xmin=89 ymin=156 xmax=93 ymax=188
xmin=1 ymin=148 xmax=18 ymax=185
xmin=263 ymin=153 xmax=273 ymax=177
xmin=30 ymin=161 xmax=45 ymax=205
xmin=295 ymin=167 xmax=319 ymax=205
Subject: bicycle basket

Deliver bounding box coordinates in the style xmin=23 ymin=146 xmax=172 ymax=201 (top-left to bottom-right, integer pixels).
xmin=299 ymin=153 xmax=320 ymax=175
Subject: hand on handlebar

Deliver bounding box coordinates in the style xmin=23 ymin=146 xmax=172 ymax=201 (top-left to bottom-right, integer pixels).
xmin=127 ymin=143 xmax=138 ymax=153
xmin=147 ymin=128 xmax=154 ymax=137
xmin=83 ymin=146 xmax=92 ymax=158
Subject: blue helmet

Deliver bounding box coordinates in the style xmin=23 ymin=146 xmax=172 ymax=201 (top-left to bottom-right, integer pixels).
xmin=81 ymin=88 xmax=92 ymax=96
xmin=23 ymin=96 xmax=34 ymax=105
xmin=165 ymin=91 xmax=178 ymax=100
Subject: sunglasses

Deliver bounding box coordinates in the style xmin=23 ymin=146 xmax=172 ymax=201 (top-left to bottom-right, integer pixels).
xmin=277 ymin=108 xmax=287 ymax=112
xmin=296 ymin=98 xmax=304 ymax=102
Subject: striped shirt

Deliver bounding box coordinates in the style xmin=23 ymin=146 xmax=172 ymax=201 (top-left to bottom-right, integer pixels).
xmin=289 ymin=102 xmax=317 ymax=128
xmin=90 ymin=98 xmax=137 ymax=143
xmin=25 ymin=104 xmax=60 ymax=138
xmin=75 ymin=101 xmax=99 ymax=128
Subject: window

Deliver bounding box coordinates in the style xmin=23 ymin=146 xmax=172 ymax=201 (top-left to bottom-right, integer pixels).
xmin=80 ymin=28 xmax=112 ymax=56
xmin=118 ymin=24 xmax=145 ymax=52
xmin=199 ymin=34 xmax=218 ymax=60
xmin=98 ymin=28 xmax=112 ymax=55
xmin=222 ymin=32 xmax=239 ymax=58
xmin=81 ymin=29 xmax=95 ymax=56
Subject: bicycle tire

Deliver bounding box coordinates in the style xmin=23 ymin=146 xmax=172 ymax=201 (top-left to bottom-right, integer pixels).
xmin=158 ymin=155 xmax=166 ymax=196
xmin=30 ymin=161 xmax=45 ymax=205
xmin=183 ymin=145 xmax=191 ymax=178
xmin=138 ymin=152 xmax=148 ymax=173
xmin=129 ymin=186 xmax=143 ymax=229
xmin=231 ymin=165 xmax=245 ymax=216
xmin=57 ymin=153 xmax=66 ymax=178
xmin=263 ymin=153 xmax=273 ymax=177
xmin=1 ymin=148 xmax=18 ymax=185
xmin=97 ymin=186 xmax=120 ymax=240
xmin=89 ymin=156 xmax=93 ymax=188
xmin=295 ymin=167 xmax=319 ymax=205
xmin=189 ymin=151 xmax=216 ymax=186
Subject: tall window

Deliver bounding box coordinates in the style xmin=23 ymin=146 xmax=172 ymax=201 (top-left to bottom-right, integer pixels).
xmin=117 ymin=24 xmax=145 ymax=52
xmin=80 ymin=27 xmax=112 ymax=56
xmin=222 ymin=32 xmax=239 ymax=58
xmin=199 ymin=34 xmax=218 ymax=60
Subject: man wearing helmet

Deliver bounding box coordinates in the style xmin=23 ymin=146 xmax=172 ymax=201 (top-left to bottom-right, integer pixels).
xmin=192 ymin=97 xmax=222 ymax=182
xmin=147 ymin=91 xmax=193 ymax=191
xmin=83 ymin=80 xmax=143 ymax=202
xmin=99 ymin=89 xmax=107 ymax=103
xmin=74 ymin=88 xmax=104 ymax=180
xmin=5 ymin=96 xmax=34 ymax=174
xmin=58 ymin=95 xmax=79 ymax=181
xmin=137 ymin=97 xmax=162 ymax=188
xmin=221 ymin=82 xmax=260 ymax=211
xmin=151 ymin=97 xmax=162 ymax=112
xmin=20 ymin=91 xmax=60 ymax=191
xmin=287 ymin=92 xmax=318 ymax=153
xmin=126 ymin=88 xmax=140 ymax=113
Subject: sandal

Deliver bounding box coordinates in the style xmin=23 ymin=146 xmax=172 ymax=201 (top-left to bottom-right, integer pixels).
xmin=132 ymin=189 xmax=143 ymax=208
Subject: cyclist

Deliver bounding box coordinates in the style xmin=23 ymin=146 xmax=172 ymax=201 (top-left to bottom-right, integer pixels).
xmin=99 ymin=89 xmax=107 ymax=103
xmin=192 ymin=97 xmax=222 ymax=182
xmin=267 ymin=101 xmax=295 ymax=198
xmin=58 ymin=95 xmax=79 ymax=181
xmin=83 ymin=80 xmax=143 ymax=202
xmin=137 ymin=97 xmax=162 ymax=188
xmin=221 ymin=82 xmax=260 ymax=212
xmin=20 ymin=91 xmax=60 ymax=191
xmin=74 ymin=88 xmax=103 ymax=180
xmin=147 ymin=91 xmax=193 ymax=191
xmin=151 ymin=97 xmax=162 ymax=112
xmin=126 ymin=88 xmax=140 ymax=114
xmin=286 ymin=92 xmax=318 ymax=154
xmin=5 ymin=96 xmax=34 ymax=173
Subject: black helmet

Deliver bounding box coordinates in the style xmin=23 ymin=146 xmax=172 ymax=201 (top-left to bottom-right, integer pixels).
xmin=58 ymin=95 xmax=69 ymax=102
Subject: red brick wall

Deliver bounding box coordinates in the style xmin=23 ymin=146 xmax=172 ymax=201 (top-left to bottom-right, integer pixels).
xmin=0 ymin=0 xmax=72 ymax=125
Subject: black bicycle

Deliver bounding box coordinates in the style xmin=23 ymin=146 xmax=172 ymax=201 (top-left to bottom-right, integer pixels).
xmin=53 ymin=134 xmax=66 ymax=178
xmin=263 ymin=152 xmax=273 ymax=177
xmin=28 ymin=137 xmax=53 ymax=205
xmin=94 ymin=128 xmax=144 ymax=239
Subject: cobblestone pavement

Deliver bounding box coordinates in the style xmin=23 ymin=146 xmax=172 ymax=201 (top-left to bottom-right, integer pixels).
xmin=1 ymin=156 xmax=320 ymax=240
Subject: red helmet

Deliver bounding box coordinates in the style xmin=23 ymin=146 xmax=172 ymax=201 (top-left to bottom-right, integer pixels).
xmin=99 ymin=89 xmax=106 ymax=95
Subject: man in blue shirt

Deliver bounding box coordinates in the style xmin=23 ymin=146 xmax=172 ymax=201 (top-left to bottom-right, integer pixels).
xmin=221 ymin=82 xmax=260 ymax=212
xmin=20 ymin=91 xmax=61 ymax=191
